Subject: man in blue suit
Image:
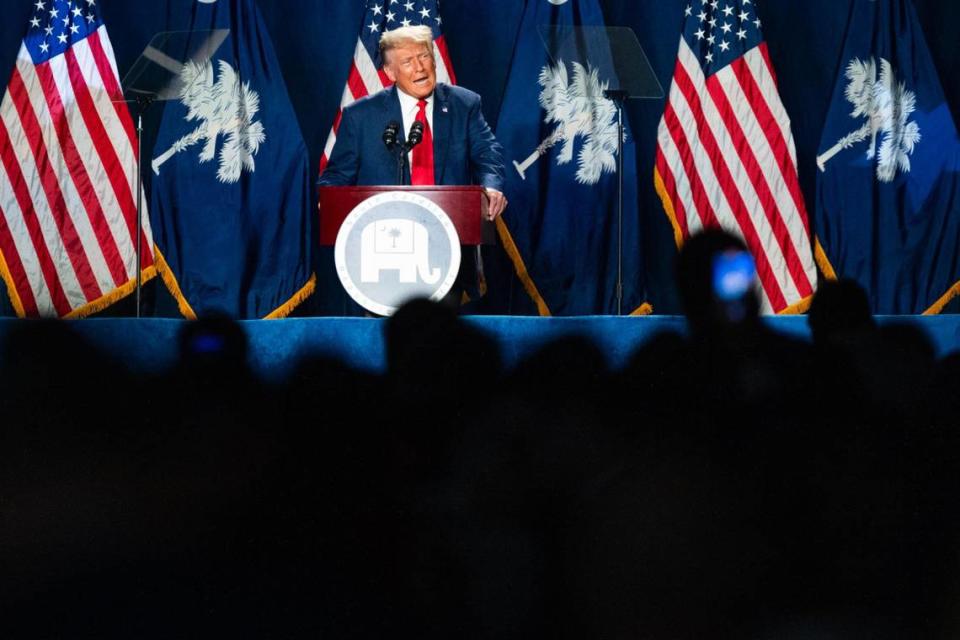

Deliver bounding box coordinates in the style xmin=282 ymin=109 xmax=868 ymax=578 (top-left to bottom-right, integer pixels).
xmin=319 ymin=26 xmax=507 ymax=215
xmin=319 ymin=25 xmax=507 ymax=308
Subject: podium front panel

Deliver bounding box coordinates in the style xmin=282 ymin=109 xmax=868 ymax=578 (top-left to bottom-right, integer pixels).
xmin=319 ymin=185 xmax=493 ymax=246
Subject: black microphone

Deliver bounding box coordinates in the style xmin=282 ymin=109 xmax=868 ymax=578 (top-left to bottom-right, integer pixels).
xmin=383 ymin=121 xmax=400 ymax=150
xmin=407 ymin=121 xmax=424 ymax=148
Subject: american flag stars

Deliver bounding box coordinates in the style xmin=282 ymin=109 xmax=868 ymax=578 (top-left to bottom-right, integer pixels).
xmin=366 ymin=2 xmax=439 ymax=37
xmin=683 ymin=0 xmax=762 ymax=73
xmin=361 ymin=0 xmax=445 ymax=66
xmin=25 ymin=0 xmax=102 ymax=64
xmin=684 ymin=0 xmax=761 ymax=73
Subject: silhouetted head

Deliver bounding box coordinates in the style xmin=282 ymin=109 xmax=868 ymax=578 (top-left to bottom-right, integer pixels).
xmin=807 ymin=278 xmax=875 ymax=345
xmin=676 ymin=229 xmax=760 ymax=334
xmin=178 ymin=314 xmax=249 ymax=372
xmin=386 ymin=298 xmax=459 ymax=369
xmin=385 ymin=297 xmax=500 ymax=402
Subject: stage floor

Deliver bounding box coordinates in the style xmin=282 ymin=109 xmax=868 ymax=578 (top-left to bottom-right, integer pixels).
xmin=2 ymin=315 xmax=958 ymax=381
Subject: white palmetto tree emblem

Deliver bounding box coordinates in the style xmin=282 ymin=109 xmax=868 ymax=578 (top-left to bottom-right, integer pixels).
xmin=512 ymin=60 xmax=619 ymax=185
xmin=152 ymin=59 xmax=266 ymax=184
xmin=816 ymin=56 xmax=921 ymax=182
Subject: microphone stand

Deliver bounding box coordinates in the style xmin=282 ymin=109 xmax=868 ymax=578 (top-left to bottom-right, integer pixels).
xmin=396 ymin=144 xmax=409 ymax=186
xmin=394 ymin=122 xmax=423 ymax=186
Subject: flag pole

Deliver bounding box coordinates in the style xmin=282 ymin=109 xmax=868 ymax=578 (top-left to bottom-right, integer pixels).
xmin=135 ymin=106 xmax=143 ymax=318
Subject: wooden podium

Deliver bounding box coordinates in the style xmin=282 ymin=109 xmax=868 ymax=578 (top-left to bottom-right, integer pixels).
xmin=319 ymin=185 xmax=496 ymax=246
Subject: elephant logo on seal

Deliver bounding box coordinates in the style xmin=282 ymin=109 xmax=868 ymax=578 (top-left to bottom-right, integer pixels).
xmin=360 ymin=219 xmax=441 ymax=285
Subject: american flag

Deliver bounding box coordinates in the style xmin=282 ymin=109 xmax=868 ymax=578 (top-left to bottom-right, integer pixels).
xmin=654 ymin=0 xmax=816 ymax=314
xmin=0 ymin=0 xmax=154 ymax=318
xmin=319 ymin=0 xmax=455 ymax=174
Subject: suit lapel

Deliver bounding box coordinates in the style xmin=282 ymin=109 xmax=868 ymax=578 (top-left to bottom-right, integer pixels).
xmin=432 ymin=83 xmax=451 ymax=184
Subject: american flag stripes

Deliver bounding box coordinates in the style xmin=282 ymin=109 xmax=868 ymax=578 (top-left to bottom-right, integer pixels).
xmin=655 ymin=0 xmax=816 ymax=314
xmin=0 ymin=0 xmax=154 ymax=318
xmin=319 ymin=0 xmax=455 ymax=174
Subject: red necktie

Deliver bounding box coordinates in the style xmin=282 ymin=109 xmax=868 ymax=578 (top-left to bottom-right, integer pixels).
xmin=411 ymin=99 xmax=435 ymax=185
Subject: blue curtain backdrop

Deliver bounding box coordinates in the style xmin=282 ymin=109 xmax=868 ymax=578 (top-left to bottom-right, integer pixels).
xmin=1 ymin=0 xmax=957 ymax=316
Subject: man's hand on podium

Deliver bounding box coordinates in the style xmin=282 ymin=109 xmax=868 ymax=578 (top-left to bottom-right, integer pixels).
xmin=485 ymin=188 xmax=507 ymax=221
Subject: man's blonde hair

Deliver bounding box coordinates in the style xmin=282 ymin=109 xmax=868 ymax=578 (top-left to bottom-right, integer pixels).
xmin=379 ymin=25 xmax=434 ymax=64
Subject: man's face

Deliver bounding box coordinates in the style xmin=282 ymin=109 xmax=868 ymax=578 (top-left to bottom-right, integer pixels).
xmin=383 ymin=42 xmax=436 ymax=100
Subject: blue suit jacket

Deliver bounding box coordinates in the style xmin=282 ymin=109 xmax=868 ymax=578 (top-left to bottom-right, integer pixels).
xmin=319 ymin=83 xmax=505 ymax=191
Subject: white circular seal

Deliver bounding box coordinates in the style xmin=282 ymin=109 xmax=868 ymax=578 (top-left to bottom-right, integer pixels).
xmin=334 ymin=191 xmax=461 ymax=316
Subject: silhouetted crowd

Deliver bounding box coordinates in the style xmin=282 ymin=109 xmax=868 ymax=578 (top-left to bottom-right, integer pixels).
xmin=2 ymin=230 xmax=960 ymax=638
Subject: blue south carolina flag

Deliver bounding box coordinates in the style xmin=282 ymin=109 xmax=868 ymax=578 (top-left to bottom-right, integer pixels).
xmin=815 ymin=0 xmax=960 ymax=314
xmin=150 ymin=0 xmax=314 ymax=318
xmin=491 ymin=0 xmax=648 ymax=316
